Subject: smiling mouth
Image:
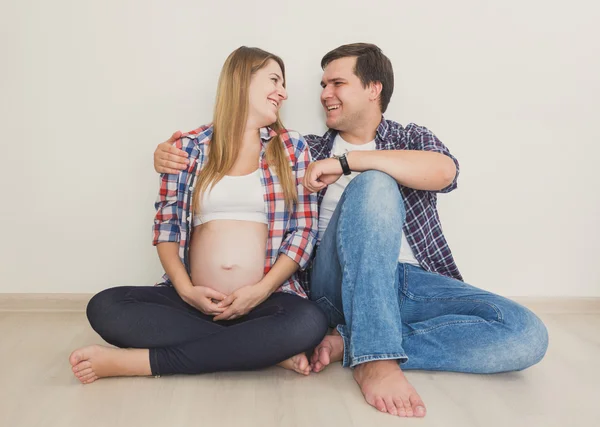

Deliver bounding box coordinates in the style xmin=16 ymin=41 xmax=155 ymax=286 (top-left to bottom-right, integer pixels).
xmin=326 ymin=105 xmax=341 ymax=111
xmin=268 ymin=99 xmax=279 ymax=107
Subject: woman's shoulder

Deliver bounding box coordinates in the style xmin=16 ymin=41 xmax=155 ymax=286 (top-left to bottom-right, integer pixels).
xmin=178 ymin=123 xmax=214 ymax=152
xmin=276 ymin=128 xmax=307 ymax=151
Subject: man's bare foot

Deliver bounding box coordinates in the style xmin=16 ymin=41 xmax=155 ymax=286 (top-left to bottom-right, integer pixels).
xmin=277 ymin=353 xmax=311 ymax=375
xmin=310 ymin=332 xmax=344 ymax=373
xmin=69 ymin=345 xmax=151 ymax=384
xmin=353 ymin=360 xmax=426 ymax=417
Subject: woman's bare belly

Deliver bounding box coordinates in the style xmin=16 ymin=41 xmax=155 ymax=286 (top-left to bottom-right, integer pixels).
xmin=189 ymin=220 xmax=268 ymax=295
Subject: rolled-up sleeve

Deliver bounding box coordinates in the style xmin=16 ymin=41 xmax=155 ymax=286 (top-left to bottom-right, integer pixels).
xmin=152 ymin=172 xmax=181 ymax=245
xmin=406 ymin=124 xmax=460 ymax=193
xmin=278 ymin=135 xmax=318 ymax=269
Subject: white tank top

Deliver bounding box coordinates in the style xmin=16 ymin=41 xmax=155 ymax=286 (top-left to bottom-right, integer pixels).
xmin=192 ymin=169 xmax=267 ymax=226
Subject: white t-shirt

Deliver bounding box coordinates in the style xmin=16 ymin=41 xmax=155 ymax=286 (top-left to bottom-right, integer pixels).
xmin=318 ymin=134 xmax=420 ymax=266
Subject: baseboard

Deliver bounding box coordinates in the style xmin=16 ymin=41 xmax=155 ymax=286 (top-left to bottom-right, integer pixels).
xmin=0 ymin=294 xmax=598 ymax=314
xmin=0 ymin=293 xmax=92 ymax=312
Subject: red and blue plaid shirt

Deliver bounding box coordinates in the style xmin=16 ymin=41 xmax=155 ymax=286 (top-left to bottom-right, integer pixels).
xmin=152 ymin=124 xmax=318 ymax=298
xmin=302 ymin=117 xmax=463 ymax=285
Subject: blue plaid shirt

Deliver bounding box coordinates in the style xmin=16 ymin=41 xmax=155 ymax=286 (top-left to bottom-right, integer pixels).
xmin=299 ymin=117 xmax=462 ymax=290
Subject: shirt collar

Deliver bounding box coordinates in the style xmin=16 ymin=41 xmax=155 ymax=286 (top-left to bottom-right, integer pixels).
xmin=259 ymin=126 xmax=278 ymax=146
xmin=375 ymin=116 xmax=389 ymax=141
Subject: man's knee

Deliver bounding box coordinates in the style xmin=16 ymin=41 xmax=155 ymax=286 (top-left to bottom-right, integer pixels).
xmin=345 ymin=170 xmax=398 ymax=196
xmin=505 ymin=307 xmax=549 ymax=371
xmin=342 ymin=171 xmax=405 ymax=222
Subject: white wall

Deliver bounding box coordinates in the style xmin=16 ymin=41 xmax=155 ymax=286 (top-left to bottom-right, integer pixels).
xmin=1 ymin=0 xmax=599 ymax=296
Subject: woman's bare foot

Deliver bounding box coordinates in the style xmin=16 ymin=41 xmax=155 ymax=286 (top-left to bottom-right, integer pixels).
xmin=353 ymin=360 xmax=426 ymax=417
xmin=310 ymin=332 xmax=344 ymax=373
xmin=69 ymin=345 xmax=151 ymax=384
xmin=277 ymin=353 xmax=311 ymax=375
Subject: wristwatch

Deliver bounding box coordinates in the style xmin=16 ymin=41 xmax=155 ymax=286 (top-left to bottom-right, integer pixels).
xmin=333 ymin=153 xmax=352 ymax=176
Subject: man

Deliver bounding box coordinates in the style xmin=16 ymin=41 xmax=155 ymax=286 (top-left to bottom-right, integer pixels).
xmin=153 ymin=43 xmax=548 ymax=418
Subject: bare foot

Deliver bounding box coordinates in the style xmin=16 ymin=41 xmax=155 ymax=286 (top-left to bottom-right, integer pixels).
xmin=310 ymin=333 xmax=344 ymax=373
xmin=69 ymin=345 xmax=151 ymax=384
xmin=353 ymin=360 xmax=426 ymax=417
xmin=278 ymin=353 xmax=311 ymax=375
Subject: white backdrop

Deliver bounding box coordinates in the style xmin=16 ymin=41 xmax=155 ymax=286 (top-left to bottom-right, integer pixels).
xmin=1 ymin=0 xmax=599 ymax=296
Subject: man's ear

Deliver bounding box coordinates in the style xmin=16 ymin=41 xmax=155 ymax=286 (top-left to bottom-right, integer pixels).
xmin=369 ymin=81 xmax=383 ymax=102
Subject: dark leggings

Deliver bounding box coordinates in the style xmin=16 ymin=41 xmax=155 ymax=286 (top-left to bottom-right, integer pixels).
xmin=86 ymin=286 xmax=328 ymax=376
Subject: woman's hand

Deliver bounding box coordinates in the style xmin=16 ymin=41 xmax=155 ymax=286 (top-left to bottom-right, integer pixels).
xmin=181 ymin=286 xmax=228 ymax=316
xmin=213 ymin=283 xmax=271 ymax=321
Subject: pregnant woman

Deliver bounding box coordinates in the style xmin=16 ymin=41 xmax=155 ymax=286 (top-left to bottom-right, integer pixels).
xmin=69 ymin=46 xmax=327 ymax=383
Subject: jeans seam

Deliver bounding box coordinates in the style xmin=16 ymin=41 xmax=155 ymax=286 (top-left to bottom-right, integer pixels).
xmin=336 ymin=325 xmax=351 ymax=368
xmin=398 ymin=264 xmax=407 ymax=312
xmin=402 ymin=318 xmax=492 ymax=337
xmin=315 ymin=296 xmax=344 ymax=325
xmin=337 ymin=201 xmax=353 ymax=369
xmin=403 ymin=292 xmax=504 ymax=323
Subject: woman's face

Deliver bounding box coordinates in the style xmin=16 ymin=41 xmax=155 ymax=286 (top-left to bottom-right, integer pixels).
xmin=247 ymin=59 xmax=287 ymax=128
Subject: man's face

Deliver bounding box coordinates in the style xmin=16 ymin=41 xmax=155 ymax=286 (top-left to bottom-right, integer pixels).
xmin=320 ymin=56 xmax=372 ymax=131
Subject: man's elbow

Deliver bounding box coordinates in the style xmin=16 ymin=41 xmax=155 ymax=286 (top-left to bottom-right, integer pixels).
xmin=437 ymin=158 xmax=457 ymax=190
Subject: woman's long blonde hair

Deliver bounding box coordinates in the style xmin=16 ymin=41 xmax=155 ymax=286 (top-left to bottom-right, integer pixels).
xmin=193 ymin=47 xmax=297 ymax=214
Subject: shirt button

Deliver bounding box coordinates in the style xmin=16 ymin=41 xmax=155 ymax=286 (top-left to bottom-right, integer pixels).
xmin=189 ymin=186 xmax=194 ymax=191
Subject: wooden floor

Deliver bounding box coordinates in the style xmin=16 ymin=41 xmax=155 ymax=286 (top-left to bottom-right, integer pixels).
xmin=0 ymin=302 xmax=598 ymax=427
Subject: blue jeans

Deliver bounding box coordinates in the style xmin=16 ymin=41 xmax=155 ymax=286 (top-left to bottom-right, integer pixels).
xmin=310 ymin=171 xmax=549 ymax=372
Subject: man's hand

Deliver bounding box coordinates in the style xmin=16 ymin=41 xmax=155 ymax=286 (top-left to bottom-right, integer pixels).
xmin=181 ymin=286 xmax=227 ymax=316
xmin=213 ymin=283 xmax=271 ymax=321
xmin=154 ymin=131 xmax=189 ymax=174
xmin=303 ymin=158 xmax=344 ymax=194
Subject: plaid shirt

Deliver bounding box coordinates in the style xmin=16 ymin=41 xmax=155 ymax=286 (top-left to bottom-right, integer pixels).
xmin=152 ymin=124 xmax=318 ymax=298
xmin=300 ymin=117 xmax=463 ymax=288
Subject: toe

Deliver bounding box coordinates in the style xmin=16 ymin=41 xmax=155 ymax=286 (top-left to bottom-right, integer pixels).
xmin=403 ymin=398 xmax=414 ymax=417
xmin=310 ymin=350 xmax=319 ymax=366
xmin=410 ymin=395 xmax=426 ymax=417
xmin=69 ymin=350 xmax=82 ymax=366
xmin=394 ymin=397 xmax=406 ymax=417
xmin=83 ymin=376 xmax=98 ymax=384
xmin=383 ymin=397 xmax=397 ymax=416
xmin=79 ymin=372 xmax=96 ymax=382
xmin=374 ymin=397 xmax=387 ymax=413
xmin=320 ymin=347 xmax=331 ymax=365
xmin=297 ymin=355 xmax=308 ymax=372
xmin=414 ymin=405 xmax=426 ymax=417
xmin=73 ymin=361 xmax=92 ymax=373
xmin=76 ymin=368 xmax=93 ymax=378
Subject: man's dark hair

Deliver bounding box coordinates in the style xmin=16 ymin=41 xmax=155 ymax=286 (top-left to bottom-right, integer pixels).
xmin=321 ymin=43 xmax=394 ymax=113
